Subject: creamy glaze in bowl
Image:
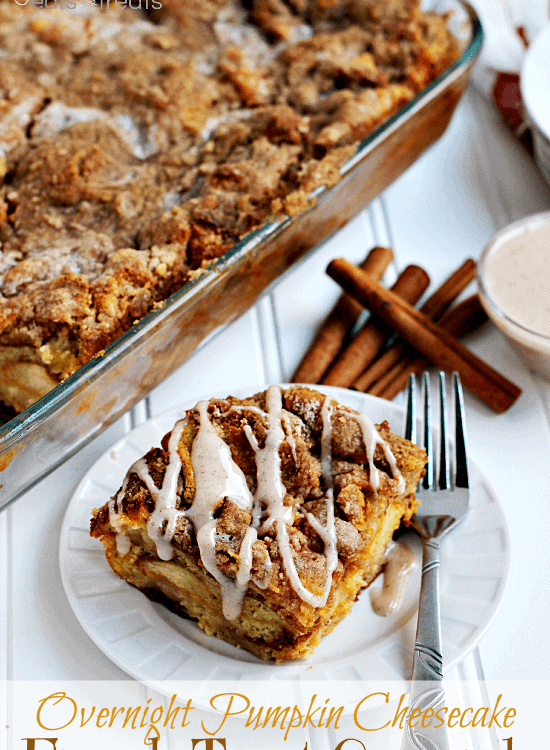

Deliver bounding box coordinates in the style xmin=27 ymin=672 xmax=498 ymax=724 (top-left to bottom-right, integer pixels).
xmin=477 ymin=211 xmax=550 ymax=380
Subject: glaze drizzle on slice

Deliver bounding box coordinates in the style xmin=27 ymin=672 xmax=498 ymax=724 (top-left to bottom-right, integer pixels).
xmin=351 ymin=411 xmax=405 ymax=494
xmin=108 ymin=386 xmax=406 ymax=619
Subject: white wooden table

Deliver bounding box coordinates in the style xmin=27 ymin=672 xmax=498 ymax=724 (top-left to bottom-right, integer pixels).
xmin=3 ymin=87 xmax=550 ymax=749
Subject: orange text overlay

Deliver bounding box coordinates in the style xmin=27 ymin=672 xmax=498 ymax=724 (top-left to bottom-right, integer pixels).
xmin=34 ymin=691 xmax=516 ymax=743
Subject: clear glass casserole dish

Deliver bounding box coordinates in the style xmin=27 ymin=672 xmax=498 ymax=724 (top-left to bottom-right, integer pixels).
xmin=0 ymin=0 xmax=483 ymax=509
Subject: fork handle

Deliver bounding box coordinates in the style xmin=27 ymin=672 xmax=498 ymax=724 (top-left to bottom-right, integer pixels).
xmin=400 ymin=537 xmax=453 ymax=750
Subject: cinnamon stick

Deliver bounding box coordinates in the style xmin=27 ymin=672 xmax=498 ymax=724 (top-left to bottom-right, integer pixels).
xmin=291 ymin=246 xmax=393 ymax=384
xmin=321 ymin=264 xmax=430 ymax=388
xmin=354 ymin=259 xmax=476 ymax=392
xmin=354 ymin=339 xmax=408 ymax=392
xmin=326 ymin=258 xmax=521 ymax=412
xmin=371 ymin=295 xmax=489 ymax=400
xmin=440 ymin=294 xmax=489 ymax=338
xmin=419 ymin=258 xmax=476 ymax=319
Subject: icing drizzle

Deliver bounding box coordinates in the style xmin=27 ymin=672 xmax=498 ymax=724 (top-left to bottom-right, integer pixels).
xmin=351 ymin=412 xmax=405 ymax=494
xmin=188 ymin=400 xmax=254 ymax=530
xmin=108 ymin=387 xmax=405 ymax=619
xmin=370 ymin=541 xmax=417 ymax=616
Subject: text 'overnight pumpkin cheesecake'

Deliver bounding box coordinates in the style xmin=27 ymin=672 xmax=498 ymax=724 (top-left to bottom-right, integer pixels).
xmin=90 ymin=386 xmax=426 ymax=661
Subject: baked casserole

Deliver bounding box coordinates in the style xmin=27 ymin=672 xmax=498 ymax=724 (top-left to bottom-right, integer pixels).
xmin=0 ymin=1 xmax=459 ymax=412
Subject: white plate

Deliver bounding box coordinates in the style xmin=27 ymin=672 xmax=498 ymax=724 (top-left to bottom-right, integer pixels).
xmin=60 ymin=386 xmax=511 ymax=697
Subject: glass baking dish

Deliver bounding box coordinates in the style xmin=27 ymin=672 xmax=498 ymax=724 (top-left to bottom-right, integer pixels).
xmin=0 ymin=0 xmax=482 ymax=509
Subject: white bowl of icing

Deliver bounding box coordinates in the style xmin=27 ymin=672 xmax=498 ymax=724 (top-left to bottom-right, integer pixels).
xmin=477 ymin=211 xmax=550 ymax=380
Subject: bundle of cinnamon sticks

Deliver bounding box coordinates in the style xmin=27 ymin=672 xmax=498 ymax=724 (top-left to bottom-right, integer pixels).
xmin=292 ymin=248 xmax=521 ymax=412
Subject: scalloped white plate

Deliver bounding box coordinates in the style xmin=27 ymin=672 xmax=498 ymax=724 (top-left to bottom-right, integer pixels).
xmin=60 ymin=386 xmax=511 ymax=699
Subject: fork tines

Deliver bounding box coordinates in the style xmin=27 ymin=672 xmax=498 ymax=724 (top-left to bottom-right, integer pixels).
xmin=405 ymin=371 xmax=469 ymax=491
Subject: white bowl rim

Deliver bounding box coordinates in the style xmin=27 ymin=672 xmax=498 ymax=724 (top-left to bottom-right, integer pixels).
xmin=520 ymin=23 xmax=550 ymax=143
xmin=477 ymin=210 xmax=550 ymax=343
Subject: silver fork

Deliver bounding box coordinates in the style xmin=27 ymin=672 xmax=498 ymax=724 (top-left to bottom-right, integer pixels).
xmin=400 ymin=371 xmax=470 ymax=750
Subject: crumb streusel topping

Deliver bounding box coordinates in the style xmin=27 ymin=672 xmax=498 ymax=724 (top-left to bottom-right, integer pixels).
xmin=0 ymin=0 xmax=459 ymax=409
